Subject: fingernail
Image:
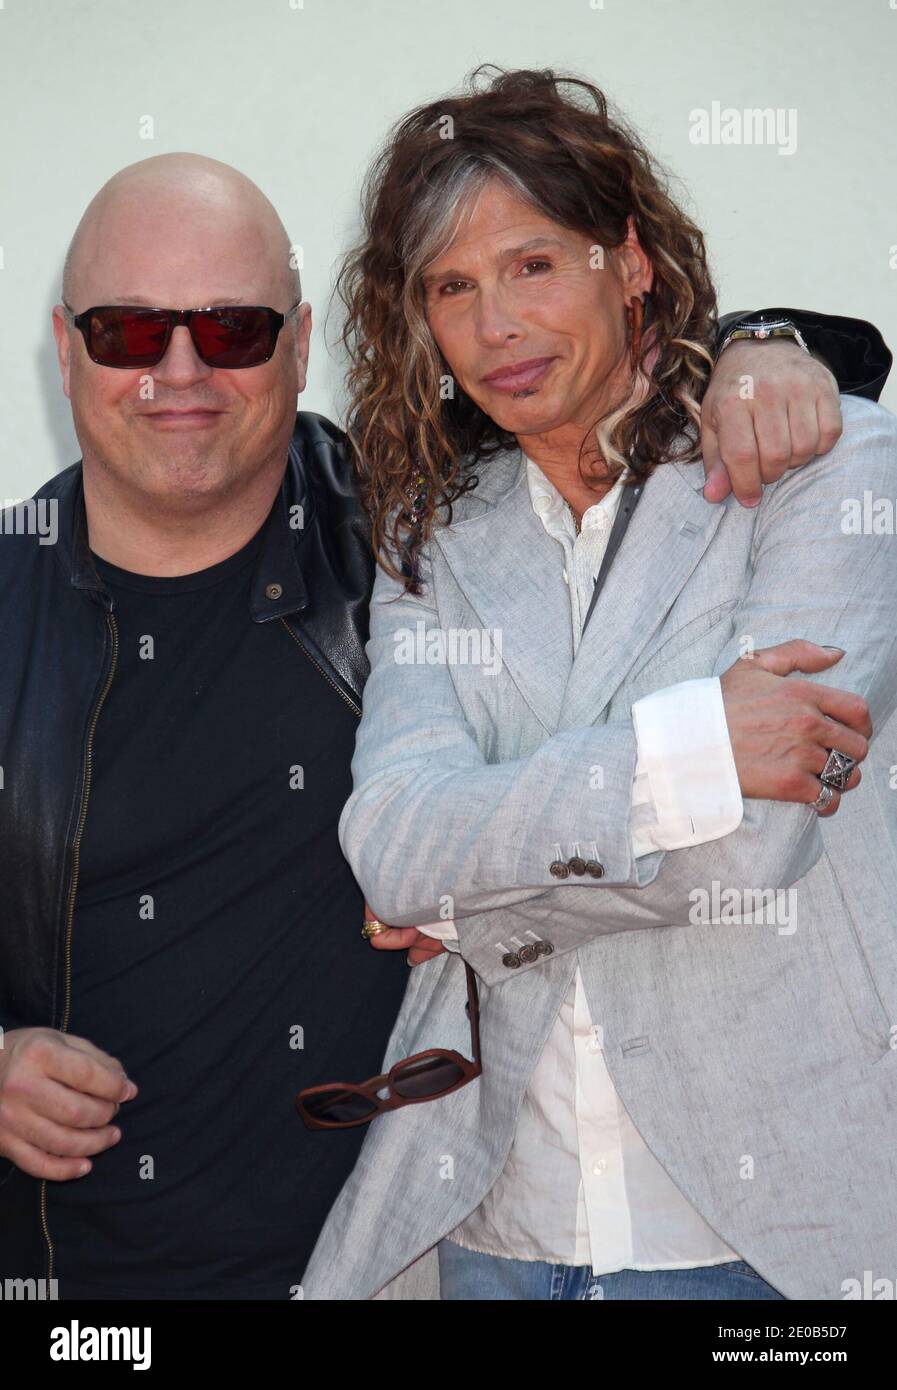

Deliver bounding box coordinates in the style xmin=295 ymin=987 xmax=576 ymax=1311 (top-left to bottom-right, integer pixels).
xmin=822 ymin=646 xmax=845 ymax=654
xmin=78 ymin=1161 xmax=91 ymax=1176
xmin=111 ymin=1127 xmax=122 ymax=1143
xmin=123 ymin=1081 xmax=138 ymax=1099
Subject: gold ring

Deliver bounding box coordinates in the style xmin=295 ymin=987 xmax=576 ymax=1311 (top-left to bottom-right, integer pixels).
xmin=362 ymin=918 xmax=387 ymax=940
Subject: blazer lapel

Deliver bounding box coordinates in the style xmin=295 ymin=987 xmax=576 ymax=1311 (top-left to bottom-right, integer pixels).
xmin=432 ymin=449 xmax=574 ymax=734
xmin=557 ymin=458 xmax=727 ymax=731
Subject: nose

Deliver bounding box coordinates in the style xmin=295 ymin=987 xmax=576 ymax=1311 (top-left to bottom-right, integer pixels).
xmin=151 ymin=324 xmax=214 ymax=386
xmin=473 ymin=283 xmax=523 ymax=348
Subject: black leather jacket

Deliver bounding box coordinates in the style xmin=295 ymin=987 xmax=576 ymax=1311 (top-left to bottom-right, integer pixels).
xmin=0 ymin=310 xmax=890 ymax=1279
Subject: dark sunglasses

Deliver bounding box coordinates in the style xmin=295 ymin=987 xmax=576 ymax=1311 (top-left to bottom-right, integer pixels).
xmin=62 ymin=299 xmax=302 ymax=370
xmin=296 ymin=960 xmax=482 ymax=1129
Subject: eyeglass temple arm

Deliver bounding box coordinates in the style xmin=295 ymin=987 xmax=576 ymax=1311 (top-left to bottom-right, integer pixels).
xmin=464 ymin=961 xmax=482 ymax=1064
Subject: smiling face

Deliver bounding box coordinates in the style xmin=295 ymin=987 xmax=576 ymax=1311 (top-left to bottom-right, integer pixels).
xmin=422 ymin=179 xmax=653 ymax=455
xmin=53 ymin=157 xmax=311 ymax=520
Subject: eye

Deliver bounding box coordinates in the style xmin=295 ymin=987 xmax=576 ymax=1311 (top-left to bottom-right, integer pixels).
xmin=520 ymin=259 xmax=551 ymax=276
xmin=438 ymin=280 xmax=471 ymax=297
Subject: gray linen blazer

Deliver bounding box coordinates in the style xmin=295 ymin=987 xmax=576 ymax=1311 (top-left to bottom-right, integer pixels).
xmin=302 ymin=394 xmax=897 ymax=1300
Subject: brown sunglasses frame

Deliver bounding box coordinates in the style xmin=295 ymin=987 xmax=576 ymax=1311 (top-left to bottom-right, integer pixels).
xmin=296 ymin=959 xmax=481 ymax=1130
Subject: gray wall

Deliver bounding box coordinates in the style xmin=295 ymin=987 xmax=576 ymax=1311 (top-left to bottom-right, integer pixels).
xmin=1 ymin=0 xmax=895 ymax=496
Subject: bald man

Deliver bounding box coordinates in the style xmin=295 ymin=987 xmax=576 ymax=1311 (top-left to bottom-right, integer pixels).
xmin=0 ymin=153 xmax=889 ymax=1301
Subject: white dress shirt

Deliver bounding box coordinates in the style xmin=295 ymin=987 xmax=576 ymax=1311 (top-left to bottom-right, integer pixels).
xmin=418 ymin=455 xmax=745 ymax=1273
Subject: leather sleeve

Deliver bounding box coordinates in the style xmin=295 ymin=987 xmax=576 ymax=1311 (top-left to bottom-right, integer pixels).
xmin=716 ymin=307 xmax=891 ymax=401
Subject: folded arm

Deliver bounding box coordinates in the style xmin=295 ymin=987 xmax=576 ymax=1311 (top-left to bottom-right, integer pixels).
xmin=342 ymin=401 xmax=897 ymax=981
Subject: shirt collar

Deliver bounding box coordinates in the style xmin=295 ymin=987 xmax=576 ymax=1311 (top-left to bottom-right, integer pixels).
xmin=524 ymin=452 xmax=629 ymax=540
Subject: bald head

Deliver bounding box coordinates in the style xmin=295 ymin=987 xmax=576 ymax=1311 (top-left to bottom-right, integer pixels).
xmin=62 ymin=152 xmax=301 ymax=309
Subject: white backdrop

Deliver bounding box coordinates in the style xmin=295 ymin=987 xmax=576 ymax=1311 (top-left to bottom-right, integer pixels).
xmin=1 ymin=0 xmax=895 ymax=497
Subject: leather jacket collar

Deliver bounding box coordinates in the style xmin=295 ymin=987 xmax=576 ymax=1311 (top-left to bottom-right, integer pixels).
xmin=55 ymin=410 xmax=372 ymax=707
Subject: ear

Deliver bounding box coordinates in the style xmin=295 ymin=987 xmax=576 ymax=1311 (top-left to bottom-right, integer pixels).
xmin=293 ymin=302 xmax=313 ymax=395
xmin=52 ymin=304 xmax=73 ymax=400
xmin=616 ymin=215 xmax=654 ymax=300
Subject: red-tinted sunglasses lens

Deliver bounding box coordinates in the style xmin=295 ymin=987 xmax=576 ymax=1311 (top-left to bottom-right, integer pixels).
xmin=82 ymin=307 xmax=277 ymax=368
xmin=191 ymin=307 xmax=275 ymax=367
xmin=391 ymin=1055 xmax=467 ymax=1100
xmin=302 ymin=1087 xmax=379 ymax=1125
xmin=85 ymin=308 xmax=172 ymax=368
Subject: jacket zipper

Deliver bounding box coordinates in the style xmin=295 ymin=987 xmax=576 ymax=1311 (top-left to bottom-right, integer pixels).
xmin=280 ymin=617 xmax=362 ymax=718
xmin=41 ymin=608 xmax=119 ymax=1284
xmin=40 ymin=612 xmax=353 ymax=1277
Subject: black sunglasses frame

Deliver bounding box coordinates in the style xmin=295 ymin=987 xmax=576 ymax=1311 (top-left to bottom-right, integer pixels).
xmin=62 ymin=299 xmax=303 ymax=369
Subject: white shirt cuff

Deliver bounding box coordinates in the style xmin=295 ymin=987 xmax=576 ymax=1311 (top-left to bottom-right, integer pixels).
xmin=630 ymin=676 xmax=743 ymax=854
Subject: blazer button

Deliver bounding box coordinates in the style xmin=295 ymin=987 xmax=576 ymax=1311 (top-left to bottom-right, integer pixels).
xmin=549 ymin=860 xmax=570 ymax=879
xmin=568 ymin=856 xmax=586 ymax=875
xmin=535 ymin=941 xmax=554 ymax=957
xmin=585 ymin=860 xmax=605 ymax=878
xmin=502 ymin=952 xmax=521 ymax=969
xmin=518 ymin=943 xmax=539 ymax=964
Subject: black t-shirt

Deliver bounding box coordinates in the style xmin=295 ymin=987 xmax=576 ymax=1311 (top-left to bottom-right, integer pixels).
xmin=48 ymin=523 xmax=407 ymax=1299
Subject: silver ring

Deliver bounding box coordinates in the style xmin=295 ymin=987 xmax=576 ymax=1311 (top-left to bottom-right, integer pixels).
xmin=819 ymin=748 xmax=857 ymax=792
xmin=812 ymin=783 xmax=836 ymax=813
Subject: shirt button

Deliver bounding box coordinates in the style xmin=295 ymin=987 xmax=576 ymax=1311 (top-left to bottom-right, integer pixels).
xmin=592 ymin=1158 xmax=607 ymax=1176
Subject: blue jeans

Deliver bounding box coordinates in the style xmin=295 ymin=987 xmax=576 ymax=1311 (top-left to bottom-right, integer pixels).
xmin=438 ymin=1238 xmax=787 ymax=1300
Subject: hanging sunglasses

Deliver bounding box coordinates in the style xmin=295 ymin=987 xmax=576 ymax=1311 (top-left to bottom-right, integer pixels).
xmin=62 ymin=299 xmax=303 ymax=370
xmin=296 ymin=960 xmax=482 ymax=1129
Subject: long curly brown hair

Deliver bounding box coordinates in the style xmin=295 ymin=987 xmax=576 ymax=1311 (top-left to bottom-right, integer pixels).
xmin=336 ymin=65 xmax=718 ymax=590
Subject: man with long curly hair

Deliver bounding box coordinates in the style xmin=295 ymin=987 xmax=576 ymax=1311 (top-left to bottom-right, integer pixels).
xmin=299 ymin=69 xmax=897 ymax=1301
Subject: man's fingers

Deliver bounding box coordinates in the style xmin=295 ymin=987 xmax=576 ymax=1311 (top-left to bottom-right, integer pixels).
xmin=0 ymin=1135 xmax=94 ymax=1183
xmin=751 ymin=398 xmax=793 ymax=483
xmin=815 ymin=690 xmax=872 ymax=740
xmin=41 ymin=1040 xmax=135 ymax=1103
xmin=750 ymin=639 xmax=845 ymax=678
xmin=709 ymin=407 xmax=762 ymax=505
xmin=13 ymin=1110 xmax=121 ymax=1160
xmin=407 ymin=939 xmax=448 ymax=967
xmin=815 ymin=391 xmax=843 ymax=457
xmin=808 ymin=748 xmax=863 ymax=792
xmin=368 ymin=926 xmax=420 ymax=951
xmin=700 ymin=426 xmax=731 ymax=502
xmin=63 ymin=1033 xmax=129 ymax=1075
xmin=811 ymin=784 xmax=842 ymax=819
xmin=23 ymin=1078 xmax=121 ymax=1130
xmin=367 ymin=925 xmax=447 ymax=966
xmin=810 ymin=719 xmax=868 ymax=765
xmin=783 ymin=394 xmax=820 ymax=468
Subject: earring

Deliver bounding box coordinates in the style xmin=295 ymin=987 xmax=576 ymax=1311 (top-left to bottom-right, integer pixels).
xmin=627 ymin=296 xmax=644 ymax=369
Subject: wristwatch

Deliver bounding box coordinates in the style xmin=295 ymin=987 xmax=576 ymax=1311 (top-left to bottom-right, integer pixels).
xmin=717 ymin=315 xmax=810 ymax=357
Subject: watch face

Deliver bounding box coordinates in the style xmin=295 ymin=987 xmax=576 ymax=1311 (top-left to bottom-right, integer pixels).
xmin=738 ymin=318 xmax=794 ymax=333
